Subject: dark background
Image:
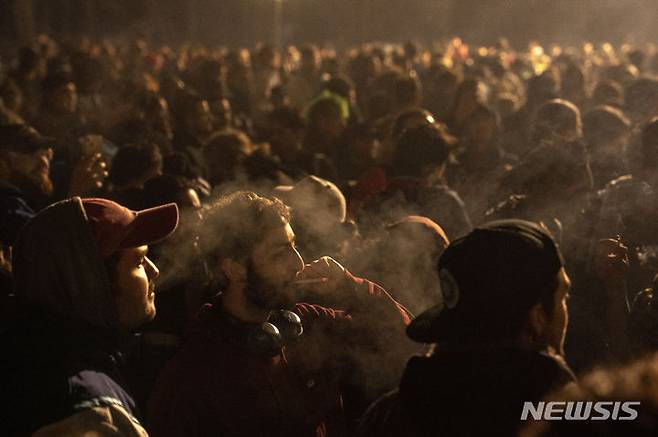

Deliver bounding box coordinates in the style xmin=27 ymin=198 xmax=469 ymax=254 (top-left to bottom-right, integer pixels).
xmin=2 ymin=0 xmax=657 ymax=48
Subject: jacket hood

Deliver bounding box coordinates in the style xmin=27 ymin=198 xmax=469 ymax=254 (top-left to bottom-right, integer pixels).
xmin=12 ymin=197 xmax=118 ymax=328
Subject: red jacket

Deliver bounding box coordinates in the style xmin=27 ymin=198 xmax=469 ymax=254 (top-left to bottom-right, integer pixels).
xmin=147 ymin=274 xmax=414 ymax=437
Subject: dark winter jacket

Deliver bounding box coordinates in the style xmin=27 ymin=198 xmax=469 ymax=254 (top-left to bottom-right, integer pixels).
xmin=0 ymin=198 xmax=147 ymax=436
xmin=357 ymin=347 xmax=576 ymax=437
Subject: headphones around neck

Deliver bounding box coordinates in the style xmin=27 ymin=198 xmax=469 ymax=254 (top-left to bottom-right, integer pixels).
xmin=217 ymin=307 xmax=304 ymax=357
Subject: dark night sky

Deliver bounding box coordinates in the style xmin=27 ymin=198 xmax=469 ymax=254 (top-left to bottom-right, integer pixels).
xmin=2 ymin=0 xmax=658 ymax=47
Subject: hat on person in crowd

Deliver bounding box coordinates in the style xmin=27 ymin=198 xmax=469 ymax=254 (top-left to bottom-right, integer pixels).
xmin=82 ymin=198 xmax=179 ymax=258
xmin=407 ymin=219 xmax=564 ymax=344
xmin=273 ymin=175 xmax=347 ymax=224
xmin=0 ymin=124 xmax=54 ymax=154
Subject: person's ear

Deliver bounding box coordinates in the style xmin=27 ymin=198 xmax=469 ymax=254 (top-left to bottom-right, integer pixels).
xmin=528 ymin=302 xmax=549 ymax=341
xmin=221 ymin=258 xmax=246 ymax=285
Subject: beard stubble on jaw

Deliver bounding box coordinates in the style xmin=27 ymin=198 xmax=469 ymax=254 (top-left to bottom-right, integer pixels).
xmin=245 ymin=259 xmax=296 ymax=311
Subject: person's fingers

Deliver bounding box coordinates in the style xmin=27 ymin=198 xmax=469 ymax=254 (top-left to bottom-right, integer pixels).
xmin=596 ymin=239 xmax=629 ymax=259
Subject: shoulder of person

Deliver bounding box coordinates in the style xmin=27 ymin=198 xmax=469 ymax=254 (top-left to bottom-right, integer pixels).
xmin=67 ymin=369 xmax=139 ymax=418
xmin=32 ymin=404 xmax=148 ymax=437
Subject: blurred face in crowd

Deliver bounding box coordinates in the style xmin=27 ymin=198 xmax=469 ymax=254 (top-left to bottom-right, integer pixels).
xmin=49 ymin=82 xmax=78 ymax=114
xmin=111 ymin=245 xmax=160 ymax=332
xmin=1 ymin=84 xmax=23 ymax=112
xmin=463 ymin=113 xmax=497 ymax=151
xmin=268 ymin=122 xmax=303 ymax=162
xmin=186 ymin=99 xmax=214 ymax=136
xmin=150 ymin=97 xmax=174 ymax=139
xmin=246 ymin=222 xmax=304 ymax=311
xmin=210 ymin=98 xmax=232 ymax=130
xmin=0 ymin=147 xmax=54 ymax=196
xmin=317 ymin=107 xmax=345 ymax=142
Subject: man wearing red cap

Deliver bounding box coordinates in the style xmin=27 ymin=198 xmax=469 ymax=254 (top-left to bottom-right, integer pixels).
xmin=0 ymin=196 xmax=178 ymax=436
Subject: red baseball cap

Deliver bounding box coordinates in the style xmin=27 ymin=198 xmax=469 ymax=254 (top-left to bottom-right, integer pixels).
xmin=81 ymin=198 xmax=179 ymax=258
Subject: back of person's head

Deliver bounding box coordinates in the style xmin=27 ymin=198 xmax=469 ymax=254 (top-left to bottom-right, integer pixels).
xmin=17 ymin=47 xmax=40 ymax=74
xmin=142 ymin=174 xmax=200 ymax=211
xmin=190 ymin=59 xmax=224 ymax=99
xmin=273 ymin=176 xmax=348 ymax=259
xmin=172 ymin=90 xmax=209 ymax=131
xmin=365 ymin=91 xmax=393 ymax=121
xmin=560 ymin=62 xmax=585 ymax=97
xmin=583 ymin=105 xmax=630 ymax=148
xmin=379 ymin=216 xmax=449 ymax=312
xmin=391 ymin=108 xmax=437 ymax=142
xmin=394 ymin=75 xmax=421 ymax=109
xmin=462 ymin=105 xmax=500 ymax=144
xmin=203 ymin=128 xmax=253 ymax=184
xmin=41 ymin=72 xmax=76 ymax=112
xmin=526 ymin=71 xmax=560 ymax=108
xmin=307 ymin=96 xmax=342 ymax=127
xmin=531 ymin=99 xmax=582 ymax=145
xmin=163 ymin=152 xmax=200 ymax=180
xmin=625 ymin=77 xmax=658 ymax=123
xmin=205 ymin=128 xmax=252 ymax=158
xmin=393 ymin=124 xmax=450 ymax=177
xmin=109 ymin=142 xmax=163 ymax=188
xmin=267 ymin=106 xmax=306 ymax=132
xmin=274 ymin=175 xmax=347 ymax=226
xmin=603 ymin=63 xmax=639 ymax=86
xmin=322 ymin=74 xmax=354 ymax=100
xmin=520 ymin=354 xmax=658 ymax=437
xmin=384 ymin=215 xmax=449 ymax=261
xmin=592 ymin=79 xmax=624 ymax=108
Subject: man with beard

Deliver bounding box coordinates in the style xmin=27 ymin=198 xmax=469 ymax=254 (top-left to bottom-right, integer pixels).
xmin=148 ymin=191 xmax=416 ymax=437
xmin=0 ymin=124 xmax=54 ymax=247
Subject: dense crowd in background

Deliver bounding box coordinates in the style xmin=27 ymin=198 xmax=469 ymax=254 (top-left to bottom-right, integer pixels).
xmin=2 ymin=34 xmax=658 ymax=436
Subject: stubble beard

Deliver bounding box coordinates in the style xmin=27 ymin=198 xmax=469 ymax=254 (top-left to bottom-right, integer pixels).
xmin=245 ymin=259 xmax=296 ymax=311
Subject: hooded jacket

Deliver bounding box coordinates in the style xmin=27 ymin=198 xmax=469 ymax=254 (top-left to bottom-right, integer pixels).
xmin=357 ymin=347 xmax=575 ymax=437
xmin=0 ymin=198 xmax=146 ymax=436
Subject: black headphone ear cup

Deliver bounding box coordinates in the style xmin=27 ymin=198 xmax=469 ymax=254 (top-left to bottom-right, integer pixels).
xmin=247 ymin=322 xmax=283 ymax=356
xmin=272 ymin=310 xmax=304 ymax=343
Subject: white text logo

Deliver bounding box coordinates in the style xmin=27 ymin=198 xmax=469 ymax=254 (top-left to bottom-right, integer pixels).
xmin=520 ymin=401 xmax=640 ymax=421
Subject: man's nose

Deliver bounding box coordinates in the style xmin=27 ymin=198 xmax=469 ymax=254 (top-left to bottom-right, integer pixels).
xmin=144 ymin=256 xmax=160 ymax=280
xmin=292 ymin=247 xmax=304 ymax=273
xmin=40 ymin=147 xmax=54 ymax=161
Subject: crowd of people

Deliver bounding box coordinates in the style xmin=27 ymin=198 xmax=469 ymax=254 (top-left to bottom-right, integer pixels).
xmin=1 ymin=34 xmax=658 ymax=436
